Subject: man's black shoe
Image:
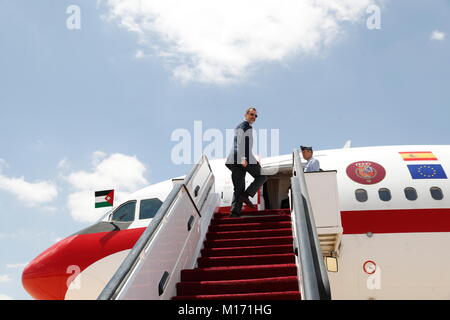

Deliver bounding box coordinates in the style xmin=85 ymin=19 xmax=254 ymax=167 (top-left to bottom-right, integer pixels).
xmin=238 ymin=195 xmax=256 ymax=209
xmin=229 ymin=212 xmax=241 ymax=218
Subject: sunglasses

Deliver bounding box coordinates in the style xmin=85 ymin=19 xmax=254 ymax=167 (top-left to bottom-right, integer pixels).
xmin=248 ymin=113 xmax=258 ymax=118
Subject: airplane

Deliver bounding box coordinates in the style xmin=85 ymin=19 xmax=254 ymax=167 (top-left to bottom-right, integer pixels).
xmin=22 ymin=145 xmax=450 ymax=300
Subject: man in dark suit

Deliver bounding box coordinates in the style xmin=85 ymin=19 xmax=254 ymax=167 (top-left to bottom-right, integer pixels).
xmin=225 ymin=107 xmax=267 ymax=217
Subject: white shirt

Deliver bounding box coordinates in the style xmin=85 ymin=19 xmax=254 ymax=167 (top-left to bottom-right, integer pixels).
xmin=304 ymin=157 xmax=320 ymax=172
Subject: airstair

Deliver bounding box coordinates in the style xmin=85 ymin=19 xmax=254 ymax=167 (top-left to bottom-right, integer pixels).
xmin=172 ymin=208 xmax=299 ymax=300
xmin=98 ymin=149 xmax=341 ymax=300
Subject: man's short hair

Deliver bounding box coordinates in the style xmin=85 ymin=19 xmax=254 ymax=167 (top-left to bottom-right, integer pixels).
xmin=300 ymin=146 xmax=313 ymax=152
xmin=246 ymin=107 xmax=257 ymax=114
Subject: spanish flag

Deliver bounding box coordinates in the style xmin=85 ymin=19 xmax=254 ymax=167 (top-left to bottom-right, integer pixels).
xmin=399 ymin=151 xmax=437 ymax=161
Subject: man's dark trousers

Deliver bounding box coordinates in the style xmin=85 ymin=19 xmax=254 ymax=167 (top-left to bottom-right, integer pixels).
xmin=226 ymin=163 xmax=267 ymax=215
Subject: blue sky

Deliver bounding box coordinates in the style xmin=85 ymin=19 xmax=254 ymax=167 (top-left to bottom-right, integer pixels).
xmin=0 ymin=0 xmax=449 ymax=299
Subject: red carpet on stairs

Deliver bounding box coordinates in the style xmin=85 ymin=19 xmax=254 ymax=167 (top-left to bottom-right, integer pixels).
xmin=172 ymin=208 xmax=301 ymax=300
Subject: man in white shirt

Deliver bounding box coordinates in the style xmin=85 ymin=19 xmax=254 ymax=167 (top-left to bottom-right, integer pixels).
xmin=301 ymin=146 xmax=320 ymax=172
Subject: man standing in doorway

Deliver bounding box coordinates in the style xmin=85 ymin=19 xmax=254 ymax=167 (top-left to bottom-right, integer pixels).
xmin=301 ymin=146 xmax=320 ymax=172
xmin=225 ymin=107 xmax=267 ymax=217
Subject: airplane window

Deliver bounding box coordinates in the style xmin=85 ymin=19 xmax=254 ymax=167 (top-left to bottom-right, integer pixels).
xmin=355 ymin=189 xmax=368 ymax=202
xmin=139 ymin=198 xmax=163 ymax=219
xmin=430 ymin=187 xmax=444 ymax=200
xmin=111 ymin=201 xmax=136 ymax=222
xmin=404 ymin=187 xmax=418 ymax=201
xmin=378 ymin=188 xmax=391 ymax=201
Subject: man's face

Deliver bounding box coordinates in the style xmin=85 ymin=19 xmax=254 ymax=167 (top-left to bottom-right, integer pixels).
xmin=245 ymin=110 xmax=258 ymax=124
xmin=302 ymin=150 xmax=313 ymax=160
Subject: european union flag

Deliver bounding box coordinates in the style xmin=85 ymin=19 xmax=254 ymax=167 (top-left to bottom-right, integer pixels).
xmin=407 ymin=164 xmax=447 ymax=179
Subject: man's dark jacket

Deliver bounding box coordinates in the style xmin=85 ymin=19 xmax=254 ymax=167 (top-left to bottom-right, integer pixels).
xmin=226 ymin=120 xmax=257 ymax=165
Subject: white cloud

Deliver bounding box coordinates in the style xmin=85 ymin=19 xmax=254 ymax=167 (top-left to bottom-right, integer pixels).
xmin=430 ymin=30 xmax=446 ymax=41
xmin=6 ymin=263 xmax=27 ymax=269
xmin=0 ymin=159 xmax=7 ymax=172
xmin=135 ymin=49 xmax=145 ymax=59
xmin=91 ymin=151 xmax=108 ymax=166
xmin=102 ymin=0 xmax=374 ymax=84
xmin=65 ymin=152 xmax=149 ymax=223
xmin=40 ymin=205 xmax=58 ymax=213
xmin=67 ymin=152 xmax=148 ymax=191
xmin=0 ymin=230 xmax=60 ymax=243
xmin=52 ymin=237 xmax=64 ymax=243
xmin=57 ymin=158 xmax=71 ymax=170
xmin=0 ymin=174 xmax=58 ymax=207
xmin=0 ymin=275 xmax=11 ymax=283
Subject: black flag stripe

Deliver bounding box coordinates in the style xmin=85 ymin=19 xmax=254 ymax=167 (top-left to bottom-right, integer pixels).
xmin=95 ymin=189 xmax=113 ymax=197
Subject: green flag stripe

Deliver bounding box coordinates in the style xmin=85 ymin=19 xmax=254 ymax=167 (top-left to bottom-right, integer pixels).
xmin=95 ymin=202 xmax=113 ymax=208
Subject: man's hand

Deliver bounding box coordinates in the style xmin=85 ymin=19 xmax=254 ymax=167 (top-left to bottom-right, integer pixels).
xmin=241 ymin=159 xmax=248 ymax=167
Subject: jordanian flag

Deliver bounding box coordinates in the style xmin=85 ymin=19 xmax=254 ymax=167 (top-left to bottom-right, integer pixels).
xmin=95 ymin=189 xmax=114 ymax=208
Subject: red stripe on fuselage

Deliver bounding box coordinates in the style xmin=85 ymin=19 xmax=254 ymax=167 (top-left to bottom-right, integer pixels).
xmin=23 ymin=227 xmax=145 ymax=300
xmin=341 ymin=208 xmax=450 ymax=234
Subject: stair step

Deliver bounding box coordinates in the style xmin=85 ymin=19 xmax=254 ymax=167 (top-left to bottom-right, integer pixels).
xmin=208 ymin=221 xmax=291 ymax=232
xmin=180 ymin=263 xmax=298 ymax=282
xmin=176 ymin=276 xmax=299 ymax=296
xmin=197 ymin=253 xmax=295 ymax=268
xmin=215 ymin=206 xmax=260 ymax=214
xmin=201 ymin=244 xmax=294 ymax=257
xmin=214 ymin=209 xmax=291 ymax=218
xmin=210 ymin=215 xmax=291 ymax=225
xmin=204 ymin=236 xmax=294 ymax=248
xmin=172 ymin=291 xmax=301 ymax=300
xmin=206 ymin=228 xmax=293 ymax=240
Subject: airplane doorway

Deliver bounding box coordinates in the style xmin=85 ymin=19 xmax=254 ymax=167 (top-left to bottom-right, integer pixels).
xmin=262 ymin=167 xmax=293 ymax=210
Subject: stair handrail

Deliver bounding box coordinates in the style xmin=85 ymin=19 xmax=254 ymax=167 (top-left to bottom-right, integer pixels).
xmin=97 ymin=155 xmax=213 ymax=300
xmin=291 ymin=148 xmax=331 ymax=300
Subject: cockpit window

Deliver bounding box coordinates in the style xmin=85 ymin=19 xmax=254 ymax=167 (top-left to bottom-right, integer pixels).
xmin=430 ymin=187 xmax=443 ymax=200
xmin=111 ymin=201 xmax=136 ymax=222
xmin=404 ymin=187 xmax=418 ymax=201
xmin=378 ymin=188 xmax=391 ymax=201
xmin=355 ymin=189 xmax=368 ymax=202
xmin=139 ymin=198 xmax=163 ymax=220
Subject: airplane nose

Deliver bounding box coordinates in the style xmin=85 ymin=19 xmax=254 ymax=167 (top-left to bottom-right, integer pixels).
xmin=22 ymin=236 xmax=77 ymax=300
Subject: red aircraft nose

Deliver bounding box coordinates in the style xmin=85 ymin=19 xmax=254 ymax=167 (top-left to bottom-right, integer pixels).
xmin=22 ymin=236 xmax=77 ymax=300
xmin=22 ymin=226 xmax=146 ymax=300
